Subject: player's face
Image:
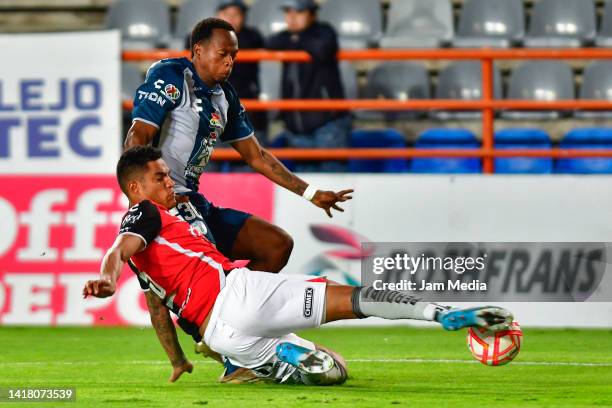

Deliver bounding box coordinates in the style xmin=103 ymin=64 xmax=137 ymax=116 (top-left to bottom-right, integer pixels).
xmin=140 ymin=159 xmax=177 ymax=209
xmin=217 ymin=6 xmax=245 ymax=32
xmin=193 ymin=29 xmax=239 ymax=86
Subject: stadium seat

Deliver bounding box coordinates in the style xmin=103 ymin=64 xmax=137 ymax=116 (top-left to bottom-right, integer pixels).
xmin=361 ymin=62 xmax=430 ymax=121
xmin=432 ymin=61 xmax=503 ymax=121
xmin=380 ymin=0 xmax=453 ymax=48
xmin=250 ymin=0 xmax=287 ymax=38
xmin=258 ymin=61 xmax=282 ymax=119
xmin=340 ymin=61 xmax=358 ymax=100
xmin=410 ymin=129 xmax=482 ymax=174
xmin=555 ymin=128 xmax=612 ymax=174
xmin=171 ymin=0 xmax=217 ymax=49
xmin=502 ymin=61 xmax=575 ymax=120
xmin=121 ymin=63 xmax=143 ymax=102
xmin=348 ymin=129 xmax=409 ymax=173
xmin=494 ymin=129 xmax=553 ymax=174
xmin=596 ymin=0 xmax=612 ymax=47
xmin=105 ymin=0 xmax=171 ymax=49
xmin=318 ymin=0 xmax=383 ymax=49
xmin=524 ymin=0 xmax=596 ymax=48
xmin=575 ymin=61 xmax=612 ymax=119
xmin=453 ymin=0 xmax=524 ymax=48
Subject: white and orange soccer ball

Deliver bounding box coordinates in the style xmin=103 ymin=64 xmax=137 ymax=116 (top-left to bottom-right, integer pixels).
xmin=467 ymin=321 xmax=523 ymax=366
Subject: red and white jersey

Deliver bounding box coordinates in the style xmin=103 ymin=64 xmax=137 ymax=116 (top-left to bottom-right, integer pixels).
xmin=119 ymin=200 xmax=243 ymax=326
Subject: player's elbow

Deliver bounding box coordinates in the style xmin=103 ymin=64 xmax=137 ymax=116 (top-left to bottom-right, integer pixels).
xmin=124 ymin=130 xmax=146 ymax=150
xmin=247 ymin=157 xmax=265 ymax=173
xmin=124 ymin=122 xmax=155 ymax=150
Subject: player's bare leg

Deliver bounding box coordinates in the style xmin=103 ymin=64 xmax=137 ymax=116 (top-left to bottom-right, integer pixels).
xmin=230 ymin=215 xmax=294 ymax=273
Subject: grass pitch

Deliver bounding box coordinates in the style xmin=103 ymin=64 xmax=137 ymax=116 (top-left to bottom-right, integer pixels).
xmin=1 ymin=326 xmax=611 ymax=407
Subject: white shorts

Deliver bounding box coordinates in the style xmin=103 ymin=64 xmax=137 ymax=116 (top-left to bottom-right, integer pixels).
xmin=203 ymin=268 xmax=327 ymax=369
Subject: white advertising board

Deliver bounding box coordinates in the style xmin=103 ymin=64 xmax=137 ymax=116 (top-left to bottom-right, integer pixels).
xmin=274 ymin=175 xmax=612 ymax=327
xmin=0 ymin=31 xmax=120 ymax=174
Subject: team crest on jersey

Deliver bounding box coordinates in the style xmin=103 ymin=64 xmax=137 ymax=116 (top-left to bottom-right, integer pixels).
xmin=209 ymin=112 xmax=222 ymax=128
xmin=164 ymin=84 xmax=181 ymax=100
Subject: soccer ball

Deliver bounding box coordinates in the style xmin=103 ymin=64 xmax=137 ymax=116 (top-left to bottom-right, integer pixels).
xmin=467 ymin=321 xmax=522 ymax=366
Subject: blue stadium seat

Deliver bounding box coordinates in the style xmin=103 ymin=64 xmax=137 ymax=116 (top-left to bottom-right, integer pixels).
xmin=494 ymin=129 xmax=553 ymax=174
xmin=348 ymin=129 xmax=409 ymax=173
xmin=555 ymin=128 xmax=612 ymax=174
xmin=410 ymin=129 xmax=482 ymax=173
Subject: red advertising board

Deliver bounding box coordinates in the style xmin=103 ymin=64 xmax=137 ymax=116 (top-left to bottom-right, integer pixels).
xmin=0 ymin=174 xmax=274 ymax=325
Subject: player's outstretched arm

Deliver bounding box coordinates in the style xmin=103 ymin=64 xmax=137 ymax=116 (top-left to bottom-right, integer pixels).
xmin=82 ymin=234 xmax=144 ymax=298
xmin=231 ymin=137 xmax=353 ymax=217
xmin=145 ymin=291 xmax=193 ymax=383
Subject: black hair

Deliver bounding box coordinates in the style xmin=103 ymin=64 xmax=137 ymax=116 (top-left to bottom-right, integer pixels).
xmin=190 ymin=17 xmax=235 ymax=56
xmin=116 ymin=146 xmax=163 ymax=195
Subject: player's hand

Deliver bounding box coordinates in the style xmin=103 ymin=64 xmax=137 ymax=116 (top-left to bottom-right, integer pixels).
xmin=169 ymin=359 xmax=194 ymax=383
xmin=82 ymin=279 xmax=116 ymax=298
xmin=311 ymin=189 xmax=354 ymax=218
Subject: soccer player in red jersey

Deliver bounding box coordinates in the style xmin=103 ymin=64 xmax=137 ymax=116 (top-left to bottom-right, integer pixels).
xmin=125 ymin=17 xmax=353 ymax=380
xmin=84 ymin=147 xmax=513 ymax=385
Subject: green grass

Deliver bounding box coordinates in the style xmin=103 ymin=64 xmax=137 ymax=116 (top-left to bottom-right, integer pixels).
xmin=1 ymin=326 xmax=611 ymax=407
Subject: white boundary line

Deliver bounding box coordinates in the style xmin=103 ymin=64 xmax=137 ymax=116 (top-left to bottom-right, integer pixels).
xmin=1 ymin=359 xmax=610 ymax=367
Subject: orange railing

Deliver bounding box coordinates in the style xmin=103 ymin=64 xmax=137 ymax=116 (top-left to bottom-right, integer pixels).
xmin=122 ymin=48 xmax=612 ymax=173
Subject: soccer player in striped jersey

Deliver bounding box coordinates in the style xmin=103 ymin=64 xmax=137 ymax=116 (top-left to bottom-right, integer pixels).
xmin=124 ymin=17 xmax=352 ymax=381
xmin=84 ymin=147 xmax=514 ymax=385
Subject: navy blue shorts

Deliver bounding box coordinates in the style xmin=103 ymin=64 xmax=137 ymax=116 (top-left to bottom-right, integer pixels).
xmin=181 ymin=191 xmax=251 ymax=257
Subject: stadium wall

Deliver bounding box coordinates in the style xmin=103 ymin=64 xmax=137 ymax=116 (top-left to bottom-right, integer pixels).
xmin=0 ymin=174 xmax=611 ymax=327
xmin=274 ymin=175 xmax=612 ymax=328
xmin=1 ymin=31 xmax=610 ymax=328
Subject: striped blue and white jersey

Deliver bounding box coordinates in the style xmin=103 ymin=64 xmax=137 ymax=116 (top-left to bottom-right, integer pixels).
xmin=132 ymin=57 xmax=254 ymax=193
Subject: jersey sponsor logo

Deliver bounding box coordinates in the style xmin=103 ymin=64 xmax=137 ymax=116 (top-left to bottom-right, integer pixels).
xmin=303 ymin=287 xmax=314 ymax=318
xmin=164 ymin=84 xmax=181 ymax=100
xmin=120 ymin=211 xmax=143 ymax=230
xmin=136 ymin=90 xmax=167 ymax=107
xmin=209 ymin=112 xmax=222 ymax=128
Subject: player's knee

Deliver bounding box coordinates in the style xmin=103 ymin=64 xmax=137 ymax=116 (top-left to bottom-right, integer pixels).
xmin=265 ymin=230 xmax=293 ymax=273
xmin=276 ymin=232 xmax=293 ymax=267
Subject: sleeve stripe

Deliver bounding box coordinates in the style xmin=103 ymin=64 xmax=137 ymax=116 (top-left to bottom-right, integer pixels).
xmin=133 ymin=118 xmax=160 ymax=129
xmin=119 ymin=231 xmax=148 ymax=248
xmin=224 ymin=132 xmax=255 ymax=143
